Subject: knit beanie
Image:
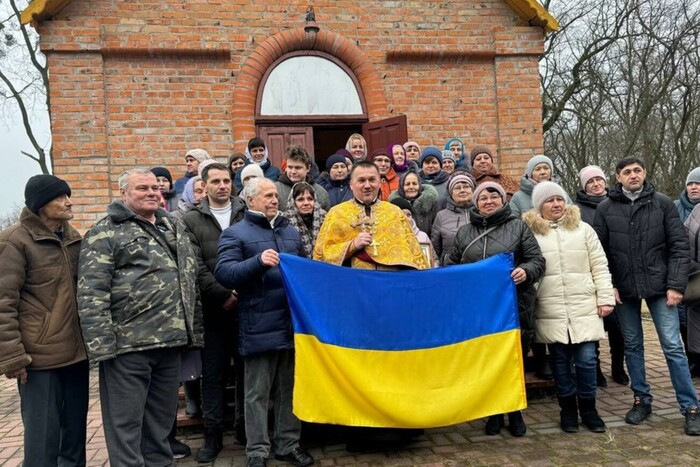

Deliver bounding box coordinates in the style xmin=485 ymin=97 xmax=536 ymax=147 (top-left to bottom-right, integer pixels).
xmin=403 ymin=141 xmax=422 ymax=154
xmin=578 ymin=165 xmax=606 ymax=190
xmin=447 ymin=172 xmax=476 ymax=194
xmin=470 ymin=145 xmax=493 ymax=165
xmin=526 ymin=155 xmax=554 ymax=177
xmin=531 ymin=181 xmax=568 ymax=213
xmin=185 ymin=148 xmax=211 ymax=162
xmin=390 ymin=197 xmax=413 ymax=214
xmin=472 ymin=181 xmax=506 ymax=204
xmin=419 ymin=147 xmax=443 ymax=168
xmin=441 ymin=150 xmax=456 ymax=164
xmin=686 ymin=167 xmax=700 ymax=186
xmin=197 ymin=159 xmax=217 ymax=177
xmin=24 ymin=174 xmax=72 ymax=213
xmin=240 ymin=163 xmax=264 ymax=182
xmin=150 ymin=167 xmax=173 ymax=186
xmin=367 ymin=148 xmax=394 ymax=164
xmin=325 ymin=153 xmax=347 ymax=171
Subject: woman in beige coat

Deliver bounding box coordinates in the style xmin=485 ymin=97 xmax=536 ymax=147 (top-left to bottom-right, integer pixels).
xmin=523 ymin=181 xmax=615 ymax=435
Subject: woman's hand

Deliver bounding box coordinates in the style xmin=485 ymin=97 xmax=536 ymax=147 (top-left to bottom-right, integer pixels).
xmin=598 ymin=305 xmax=614 ymax=318
xmin=511 ymin=267 xmax=527 ymax=285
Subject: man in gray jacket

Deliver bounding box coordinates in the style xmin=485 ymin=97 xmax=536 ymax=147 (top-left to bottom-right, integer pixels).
xmin=78 ymin=168 xmax=203 ymax=466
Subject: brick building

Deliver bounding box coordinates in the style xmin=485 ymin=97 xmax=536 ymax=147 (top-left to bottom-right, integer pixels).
xmin=22 ymin=0 xmax=557 ymax=228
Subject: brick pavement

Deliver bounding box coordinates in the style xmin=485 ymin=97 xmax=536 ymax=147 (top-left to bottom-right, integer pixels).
xmin=2 ymin=318 xmax=700 ymax=466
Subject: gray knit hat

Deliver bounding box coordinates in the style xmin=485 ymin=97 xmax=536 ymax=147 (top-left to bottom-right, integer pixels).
xmin=526 ymin=155 xmax=554 ymax=178
xmin=686 ymin=167 xmax=700 ymax=185
xmin=532 ymin=181 xmax=568 ymax=213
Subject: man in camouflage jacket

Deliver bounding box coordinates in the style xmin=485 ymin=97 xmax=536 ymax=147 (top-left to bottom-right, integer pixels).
xmin=78 ymin=168 xmax=203 ymax=466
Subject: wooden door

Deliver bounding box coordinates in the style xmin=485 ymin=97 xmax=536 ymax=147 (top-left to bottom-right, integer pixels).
xmin=362 ymin=115 xmax=408 ymax=154
xmin=257 ymin=126 xmax=314 ymax=168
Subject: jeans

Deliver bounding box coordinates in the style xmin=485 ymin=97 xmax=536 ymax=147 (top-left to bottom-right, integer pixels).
xmin=19 ymin=360 xmax=89 ymax=467
xmin=549 ymin=341 xmax=597 ymax=399
xmin=99 ymin=348 xmax=181 ymax=467
xmin=244 ymin=349 xmax=300 ymax=459
xmin=616 ymin=295 xmax=699 ymax=412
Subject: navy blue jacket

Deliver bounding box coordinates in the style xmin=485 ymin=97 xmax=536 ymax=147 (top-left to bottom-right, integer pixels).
xmin=214 ymin=211 xmax=304 ymax=356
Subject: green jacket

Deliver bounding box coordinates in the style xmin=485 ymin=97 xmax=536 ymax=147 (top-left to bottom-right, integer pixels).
xmin=77 ymin=201 xmax=203 ymax=362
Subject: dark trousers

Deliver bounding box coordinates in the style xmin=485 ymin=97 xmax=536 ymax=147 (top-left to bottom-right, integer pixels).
xmin=201 ymin=319 xmax=237 ymax=429
xmin=19 ymin=360 xmax=89 ymax=467
xmin=99 ymin=348 xmax=181 ymax=467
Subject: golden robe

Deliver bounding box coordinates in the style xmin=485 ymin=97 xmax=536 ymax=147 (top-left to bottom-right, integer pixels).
xmin=313 ymin=200 xmax=429 ymax=270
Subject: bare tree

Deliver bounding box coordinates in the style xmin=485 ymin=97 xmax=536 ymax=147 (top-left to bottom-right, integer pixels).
xmin=0 ymin=203 xmax=22 ymax=230
xmin=0 ymin=0 xmax=50 ymax=174
xmin=542 ymin=0 xmax=700 ymax=197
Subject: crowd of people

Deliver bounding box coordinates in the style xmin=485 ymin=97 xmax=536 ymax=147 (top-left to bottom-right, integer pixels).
xmin=2 ymin=132 xmax=700 ymax=467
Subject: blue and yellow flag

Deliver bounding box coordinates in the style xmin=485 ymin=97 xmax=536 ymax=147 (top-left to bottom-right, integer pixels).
xmin=278 ymin=252 xmax=526 ymax=428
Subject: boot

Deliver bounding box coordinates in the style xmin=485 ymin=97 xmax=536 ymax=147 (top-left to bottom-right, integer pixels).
xmin=532 ymin=343 xmax=552 ymax=380
xmin=184 ymin=379 xmax=202 ymax=419
xmin=168 ymin=422 xmax=191 ymax=459
xmin=484 ymin=414 xmax=504 ymax=435
xmin=594 ymin=342 xmax=607 ymax=387
xmin=195 ymin=426 xmax=223 ymax=463
xmin=578 ymin=397 xmax=606 ymax=433
xmin=558 ymin=395 xmax=579 ymax=433
xmin=507 ymin=411 xmax=527 ymax=437
xmin=609 ymin=326 xmax=629 ymax=385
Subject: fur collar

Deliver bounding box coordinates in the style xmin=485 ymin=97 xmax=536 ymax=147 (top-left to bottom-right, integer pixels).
xmin=523 ymin=205 xmax=581 ymax=235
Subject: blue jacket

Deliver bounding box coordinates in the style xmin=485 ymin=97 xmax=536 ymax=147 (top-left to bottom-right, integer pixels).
xmin=214 ymin=211 xmax=304 ymax=356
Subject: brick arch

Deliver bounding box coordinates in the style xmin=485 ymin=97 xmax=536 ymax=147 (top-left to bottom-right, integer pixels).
xmin=232 ymin=28 xmax=388 ymax=149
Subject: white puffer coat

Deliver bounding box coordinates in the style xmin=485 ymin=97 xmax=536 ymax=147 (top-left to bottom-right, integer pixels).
xmin=523 ymin=205 xmax=614 ymax=344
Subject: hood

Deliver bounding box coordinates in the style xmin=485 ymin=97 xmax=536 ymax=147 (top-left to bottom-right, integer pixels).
xmin=522 ymin=205 xmax=581 ymax=235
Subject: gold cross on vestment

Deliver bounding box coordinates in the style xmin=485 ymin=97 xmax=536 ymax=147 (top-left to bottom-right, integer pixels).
xmin=351 ymin=211 xmax=380 ymax=256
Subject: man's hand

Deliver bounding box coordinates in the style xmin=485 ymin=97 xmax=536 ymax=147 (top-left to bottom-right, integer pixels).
xmin=613 ymin=288 xmax=622 ymax=305
xmin=598 ymin=305 xmax=614 ymax=318
xmin=5 ymin=367 xmax=27 ymax=384
xmin=667 ymin=288 xmax=683 ymax=307
xmin=511 ymin=267 xmax=527 ymax=285
xmin=222 ymin=291 xmax=238 ymax=311
xmin=353 ymin=232 xmax=373 ymax=251
xmin=260 ymin=249 xmax=280 ymax=267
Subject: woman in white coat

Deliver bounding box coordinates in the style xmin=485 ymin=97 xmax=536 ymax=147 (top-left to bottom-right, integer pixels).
xmin=523 ymin=181 xmax=615 ymax=434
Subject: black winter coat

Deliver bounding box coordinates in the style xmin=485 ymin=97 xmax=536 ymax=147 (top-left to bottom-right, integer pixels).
xmin=574 ymin=189 xmax=607 ymax=226
xmin=214 ymin=211 xmax=305 ymax=356
xmin=182 ymin=198 xmax=246 ymax=322
xmin=446 ymin=204 xmax=545 ymax=333
xmin=593 ymin=181 xmax=690 ymax=300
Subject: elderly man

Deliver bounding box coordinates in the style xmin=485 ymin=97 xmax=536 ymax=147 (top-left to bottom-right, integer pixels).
xmin=174 ymin=148 xmax=211 ymax=195
xmin=594 ymin=157 xmax=700 ymax=435
xmin=183 ymin=162 xmax=246 ymax=462
xmin=0 ymin=175 xmax=89 ymax=466
xmin=215 ymin=178 xmax=313 ymax=467
xmin=78 ymin=168 xmax=203 ymax=466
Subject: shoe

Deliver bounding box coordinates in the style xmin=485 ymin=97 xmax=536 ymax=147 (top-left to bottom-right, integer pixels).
xmin=247 ymin=457 xmax=267 ymax=467
xmin=195 ymin=427 xmax=223 ymax=463
xmin=578 ymin=397 xmax=606 ymax=433
xmin=625 ymin=397 xmax=652 ymax=425
xmin=169 ymin=437 xmax=191 ymax=459
xmin=612 ymin=369 xmax=630 ymax=386
xmin=507 ymin=411 xmax=527 ymax=437
xmin=685 ymin=406 xmax=700 ymax=436
xmin=484 ymin=414 xmax=504 ymax=435
xmin=274 ymin=447 xmax=314 ymax=467
xmin=558 ymin=395 xmax=579 ymax=433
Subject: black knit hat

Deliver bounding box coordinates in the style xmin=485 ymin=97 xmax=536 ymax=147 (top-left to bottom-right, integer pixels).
xmin=24 ymin=174 xmax=72 ymax=213
xmin=150 ymin=167 xmax=173 ymax=185
xmin=390 ymin=197 xmax=413 ymax=215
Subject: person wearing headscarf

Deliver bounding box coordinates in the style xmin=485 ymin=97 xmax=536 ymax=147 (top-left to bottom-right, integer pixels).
xmin=390 ymin=143 xmax=418 ymax=176
xmin=470 ymin=146 xmax=519 ymax=200
xmin=345 ymin=133 xmax=368 ymax=162
xmin=233 ymin=137 xmax=281 ymax=191
xmin=524 ymin=181 xmax=614 ymax=434
xmin=388 ymin=170 xmax=439 ymax=237
xmin=282 ymin=182 xmax=327 ymax=258
xmin=446 ymin=181 xmax=545 ymax=438
xmin=174 ymin=176 xmax=206 ymax=219
xmin=444 ymin=137 xmax=471 ymax=171
xmin=431 ymin=172 xmax=475 ymax=265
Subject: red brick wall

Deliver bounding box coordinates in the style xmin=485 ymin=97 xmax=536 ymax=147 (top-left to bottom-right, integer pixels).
xmin=35 ymin=0 xmax=545 ymax=228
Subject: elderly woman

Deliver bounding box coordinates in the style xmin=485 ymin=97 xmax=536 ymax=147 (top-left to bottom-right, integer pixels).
xmin=389 ymin=171 xmax=439 ymax=237
xmin=368 ymin=148 xmax=399 ymax=201
xmin=345 ymin=133 xmax=367 ymax=162
xmin=173 ymin=175 xmax=205 ymax=219
xmin=446 ymin=181 xmax=545 ymax=437
xmin=282 ymin=182 xmax=327 ymax=258
xmin=419 ymin=147 xmax=450 ymax=206
xmin=391 ymin=143 xmax=417 ymax=176
xmin=470 ymin=146 xmax=519 ymax=200
xmin=523 ymin=181 xmax=614 ymax=434
xmin=441 ymin=150 xmax=457 ymax=175
xmin=431 ymin=172 xmax=475 ymax=265
xmin=403 ymin=141 xmax=421 ymax=163
xmin=511 ymin=154 xmax=570 ymax=218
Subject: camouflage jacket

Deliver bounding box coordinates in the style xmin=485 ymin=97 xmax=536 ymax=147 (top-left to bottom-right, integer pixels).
xmin=77 ymin=201 xmax=203 ymax=362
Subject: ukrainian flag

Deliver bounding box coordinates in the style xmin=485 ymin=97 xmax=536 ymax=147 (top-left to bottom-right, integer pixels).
xmin=278 ymin=252 xmax=526 ymax=428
